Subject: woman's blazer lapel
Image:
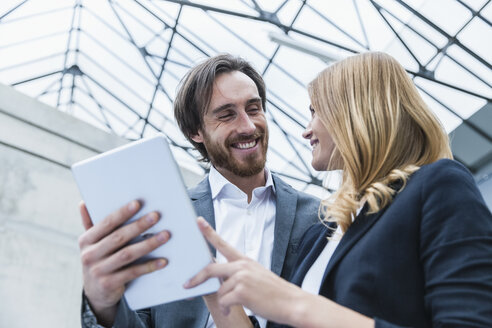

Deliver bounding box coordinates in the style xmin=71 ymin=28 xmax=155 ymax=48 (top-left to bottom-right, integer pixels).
xmin=289 ymin=223 xmax=332 ymax=287
xmin=320 ymin=206 xmax=387 ymax=286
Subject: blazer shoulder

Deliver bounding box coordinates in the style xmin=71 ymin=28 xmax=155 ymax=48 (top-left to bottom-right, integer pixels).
xmin=417 ymin=158 xmax=472 ymax=182
xmin=272 ymin=173 xmax=320 ymax=203
xmin=295 ymin=190 xmax=322 ymax=218
xmin=414 ymin=159 xmax=491 ymax=248
xmin=414 ymin=159 xmax=478 ymax=197
xmin=273 ymin=174 xmax=320 ymax=214
xmin=187 ymin=175 xmax=210 ymax=199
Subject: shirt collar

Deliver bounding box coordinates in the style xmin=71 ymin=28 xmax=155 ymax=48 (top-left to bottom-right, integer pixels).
xmin=209 ymin=165 xmax=276 ymax=200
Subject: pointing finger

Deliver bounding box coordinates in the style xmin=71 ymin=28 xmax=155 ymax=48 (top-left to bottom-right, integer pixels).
xmin=183 ymin=261 xmax=242 ymax=289
xmin=197 ymin=217 xmax=243 ymax=262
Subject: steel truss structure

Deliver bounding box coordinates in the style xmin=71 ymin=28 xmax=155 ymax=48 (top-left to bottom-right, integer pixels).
xmin=0 ymin=0 xmax=491 ymax=195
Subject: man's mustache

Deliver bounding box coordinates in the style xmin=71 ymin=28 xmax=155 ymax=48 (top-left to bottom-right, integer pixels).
xmin=227 ymin=131 xmax=264 ymax=145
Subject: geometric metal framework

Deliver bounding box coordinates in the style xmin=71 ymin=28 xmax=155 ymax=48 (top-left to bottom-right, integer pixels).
xmin=0 ymin=0 xmax=491 ymax=196
xmin=450 ymin=102 xmax=492 ymax=174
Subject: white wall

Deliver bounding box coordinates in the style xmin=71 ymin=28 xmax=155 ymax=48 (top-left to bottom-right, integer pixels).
xmin=0 ymin=84 xmax=203 ymax=328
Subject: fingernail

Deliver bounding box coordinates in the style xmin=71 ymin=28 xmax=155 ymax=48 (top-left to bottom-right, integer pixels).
xmin=156 ymin=231 xmax=169 ymax=242
xmin=156 ymin=259 xmax=167 ymax=269
xmin=198 ymin=217 xmax=209 ymax=228
xmin=183 ymin=279 xmax=191 ymax=288
xmin=128 ymin=200 xmax=138 ymax=212
xmin=146 ymin=212 xmax=158 ymax=224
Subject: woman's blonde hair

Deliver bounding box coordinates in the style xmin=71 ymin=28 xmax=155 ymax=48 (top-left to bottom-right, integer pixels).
xmin=308 ymin=52 xmax=452 ymax=232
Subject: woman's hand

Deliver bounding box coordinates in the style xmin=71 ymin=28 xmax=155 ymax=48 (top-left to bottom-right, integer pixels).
xmin=186 ymin=217 xmax=375 ymax=328
xmin=184 ymin=217 xmax=305 ymax=325
xmin=202 ymin=292 xmax=253 ymax=328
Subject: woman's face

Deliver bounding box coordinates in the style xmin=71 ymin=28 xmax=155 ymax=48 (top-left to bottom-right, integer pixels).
xmin=302 ymin=105 xmax=337 ymax=171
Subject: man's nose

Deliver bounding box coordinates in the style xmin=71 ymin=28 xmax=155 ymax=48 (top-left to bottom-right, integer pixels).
xmin=236 ymin=112 xmax=256 ymax=135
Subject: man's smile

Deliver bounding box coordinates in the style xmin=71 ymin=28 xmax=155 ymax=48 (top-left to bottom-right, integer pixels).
xmin=231 ymin=139 xmax=258 ymax=149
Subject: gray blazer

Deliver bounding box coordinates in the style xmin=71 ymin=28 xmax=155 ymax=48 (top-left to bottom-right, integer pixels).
xmin=108 ymin=174 xmax=320 ymax=328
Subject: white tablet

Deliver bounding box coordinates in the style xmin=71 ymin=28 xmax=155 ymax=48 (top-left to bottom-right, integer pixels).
xmin=71 ymin=134 xmax=219 ymax=310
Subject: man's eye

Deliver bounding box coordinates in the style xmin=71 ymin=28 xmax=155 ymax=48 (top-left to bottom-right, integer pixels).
xmin=247 ymin=107 xmax=260 ymax=114
xmin=218 ymin=114 xmax=233 ymax=120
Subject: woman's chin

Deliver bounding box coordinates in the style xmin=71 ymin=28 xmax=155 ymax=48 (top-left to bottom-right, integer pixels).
xmin=311 ymin=160 xmax=327 ymax=172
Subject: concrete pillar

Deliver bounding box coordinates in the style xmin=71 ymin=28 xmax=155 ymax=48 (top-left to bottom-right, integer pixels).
xmin=0 ymin=83 xmax=203 ymax=327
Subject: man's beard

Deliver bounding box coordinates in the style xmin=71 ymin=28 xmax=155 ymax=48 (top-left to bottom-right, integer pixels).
xmin=203 ymin=128 xmax=268 ymax=177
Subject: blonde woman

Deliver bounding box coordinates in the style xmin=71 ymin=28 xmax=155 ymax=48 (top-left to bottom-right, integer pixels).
xmin=186 ymin=52 xmax=492 ymax=328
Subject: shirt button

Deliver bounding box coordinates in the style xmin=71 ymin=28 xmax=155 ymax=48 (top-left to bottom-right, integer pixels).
xmin=247 ymin=209 xmax=251 ymax=215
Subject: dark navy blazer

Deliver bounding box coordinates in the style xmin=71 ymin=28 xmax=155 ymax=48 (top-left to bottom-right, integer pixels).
xmin=271 ymin=159 xmax=492 ymax=328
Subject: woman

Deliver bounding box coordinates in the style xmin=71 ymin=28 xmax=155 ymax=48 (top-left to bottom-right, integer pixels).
xmin=185 ymin=52 xmax=492 ymax=327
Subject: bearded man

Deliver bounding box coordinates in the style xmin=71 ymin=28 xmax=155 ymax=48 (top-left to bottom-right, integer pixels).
xmin=79 ymin=54 xmax=320 ymax=328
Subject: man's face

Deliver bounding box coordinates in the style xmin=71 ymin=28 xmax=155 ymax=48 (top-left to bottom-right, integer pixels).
xmin=192 ymin=71 xmax=268 ymax=177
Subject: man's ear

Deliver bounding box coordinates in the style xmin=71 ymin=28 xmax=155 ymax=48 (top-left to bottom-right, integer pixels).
xmin=191 ymin=131 xmax=204 ymax=143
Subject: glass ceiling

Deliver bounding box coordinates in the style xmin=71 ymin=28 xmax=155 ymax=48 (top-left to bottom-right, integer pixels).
xmin=0 ymin=0 xmax=491 ymax=197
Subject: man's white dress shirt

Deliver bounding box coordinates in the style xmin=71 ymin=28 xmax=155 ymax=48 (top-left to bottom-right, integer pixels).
xmin=206 ymin=166 xmax=276 ymax=328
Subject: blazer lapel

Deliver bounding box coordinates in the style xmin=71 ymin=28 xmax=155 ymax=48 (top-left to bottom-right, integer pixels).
xmin=321 ymin=206 xmax=385 ymax=283
xmin=290 ymin=224 xmax=332 ymax=287
xmin=189 ymin=177 xmax=217 ymax=255
xmin=270 ymin=175 xmax=297 ymax=276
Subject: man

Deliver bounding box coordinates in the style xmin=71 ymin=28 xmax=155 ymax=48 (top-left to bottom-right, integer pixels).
xmin=79 ymin=54 xmax=320 ymax=328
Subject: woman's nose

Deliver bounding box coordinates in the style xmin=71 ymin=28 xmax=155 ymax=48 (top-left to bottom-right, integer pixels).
xmin=302 ymin=122 xmax=312 ymax=139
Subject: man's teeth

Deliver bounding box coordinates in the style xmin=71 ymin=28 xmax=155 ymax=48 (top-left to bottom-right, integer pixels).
xmin=236 ymin=140 xmax=256 ymax=149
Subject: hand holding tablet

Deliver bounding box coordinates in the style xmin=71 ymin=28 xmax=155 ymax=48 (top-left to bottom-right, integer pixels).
xmin=72 ymin=134 xmax=220 ymax=311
